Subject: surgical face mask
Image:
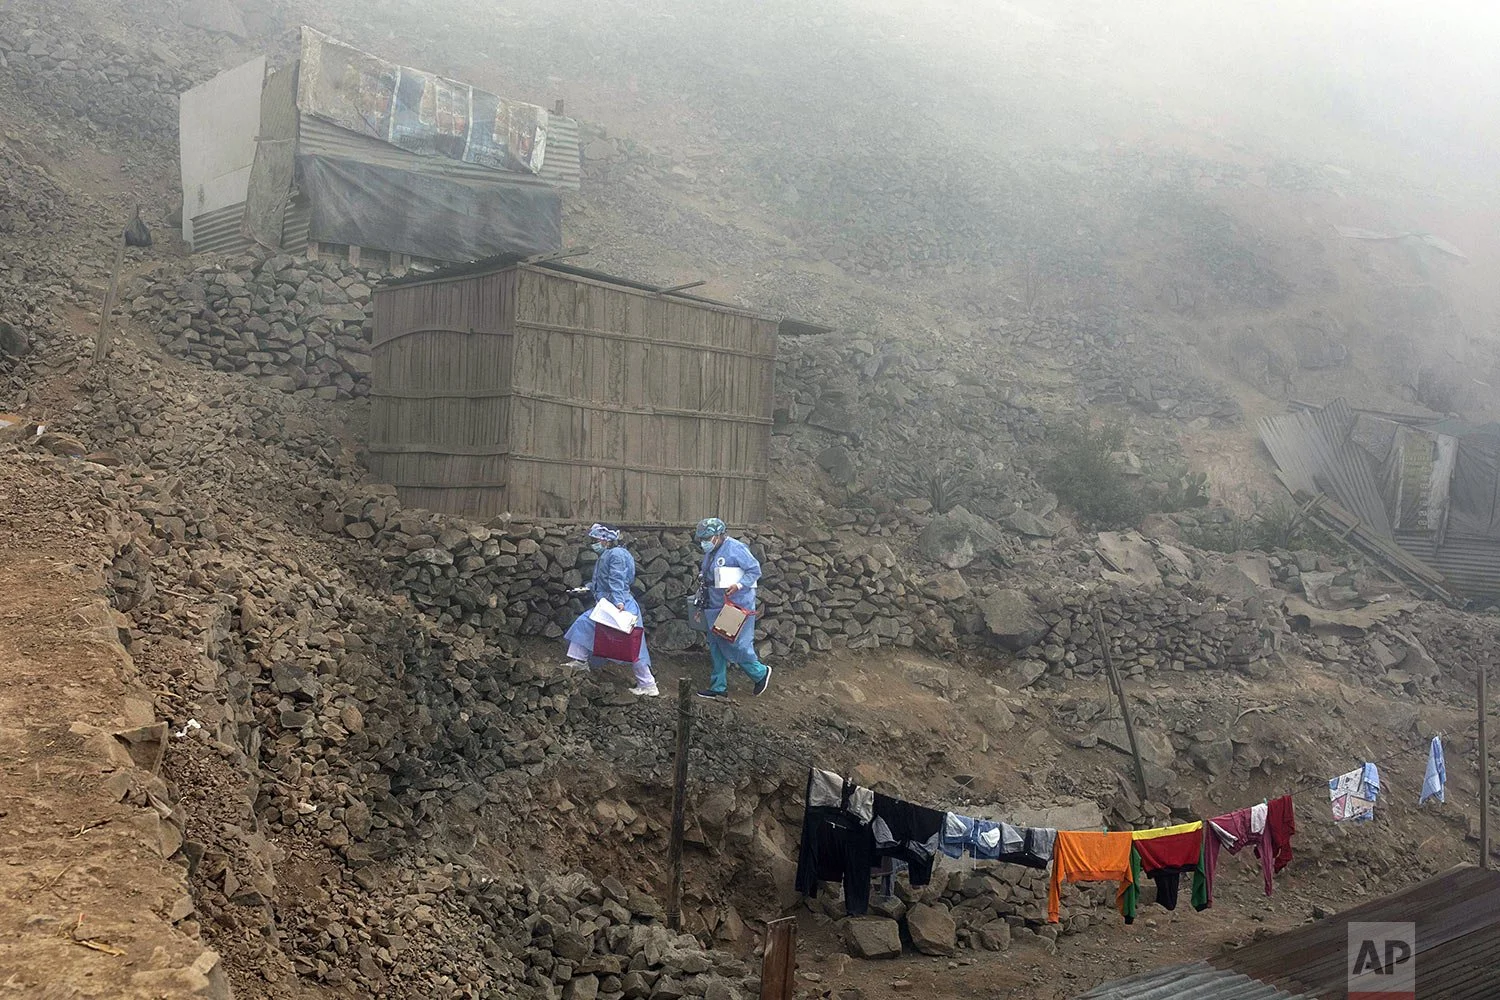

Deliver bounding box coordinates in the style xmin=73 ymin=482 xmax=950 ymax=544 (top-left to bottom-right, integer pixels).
xmin=699 ymin=539 xmax=716 ymax=553
xmin=591 ymin=542 xmax=605 ymax=554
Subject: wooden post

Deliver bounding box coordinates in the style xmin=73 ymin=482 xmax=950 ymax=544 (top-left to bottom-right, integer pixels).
xmin=1482 ymin=661 xmax=1490 ymax=869
xmin=666 ymin=675 xmax=693 ymax=929
xmin=759 ymin=917 xmax=797 ymax=1000
xmin=1092 ymin=605 xmax=1148 ymax=803
xmin=93 ymin=237 xmax=127 ymax=363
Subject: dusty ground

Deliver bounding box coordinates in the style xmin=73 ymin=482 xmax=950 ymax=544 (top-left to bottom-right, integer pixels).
xmin=0 ymin=452 xmax=225 ymax=999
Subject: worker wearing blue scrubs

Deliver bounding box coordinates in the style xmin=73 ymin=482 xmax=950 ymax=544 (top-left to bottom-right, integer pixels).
xmin=562 ymin=523 xmax=659 ymax=697
xmin=692 ymin=517 xmax=772 ymax=700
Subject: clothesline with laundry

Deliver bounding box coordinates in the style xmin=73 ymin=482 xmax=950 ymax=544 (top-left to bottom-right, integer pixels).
xmin=702 ymin=710 xmax=1459 ymax=928
xmin=714 ymin=711 xmax=1461 ymax=823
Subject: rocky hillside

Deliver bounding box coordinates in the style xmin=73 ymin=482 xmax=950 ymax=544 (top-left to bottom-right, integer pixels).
xmin=2 ymin=2 xmax=1499 ymax=1000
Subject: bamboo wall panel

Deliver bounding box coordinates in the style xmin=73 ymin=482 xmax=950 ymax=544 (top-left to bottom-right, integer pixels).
xmin=369 ymin=263 xmax=776 ymax=523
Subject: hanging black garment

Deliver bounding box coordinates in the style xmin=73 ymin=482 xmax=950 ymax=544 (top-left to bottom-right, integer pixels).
xmin=870 ymin=792 xmax=944 ymax=887
xmin=794 ymin=771 xmax=877 ymax=916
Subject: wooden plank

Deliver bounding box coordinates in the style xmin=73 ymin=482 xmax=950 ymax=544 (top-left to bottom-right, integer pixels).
xmin=759 ymin=919 xmax=797 ymax=1000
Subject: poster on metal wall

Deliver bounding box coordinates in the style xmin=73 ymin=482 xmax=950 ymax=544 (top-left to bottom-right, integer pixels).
xmin=296 ymin=26 xmax=549 ymax=175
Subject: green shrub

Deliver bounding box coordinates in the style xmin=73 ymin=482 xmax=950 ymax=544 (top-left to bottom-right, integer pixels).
xmin=1043 ymin=423 xmax=1146 ymax=528
xmin=1186 ymin=497 xmax=1335 ymax=554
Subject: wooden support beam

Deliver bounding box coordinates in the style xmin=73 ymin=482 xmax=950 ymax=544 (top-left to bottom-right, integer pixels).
xmin=759 ymin=917 xmax=797 ymax=1000
xmin=666 ymin=676 xmax=693 ymax=929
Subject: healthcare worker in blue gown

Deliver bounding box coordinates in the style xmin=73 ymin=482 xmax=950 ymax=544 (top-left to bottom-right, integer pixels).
xmin=692 ymin=517 xmax=772 ymax=700
xmin=562 ymin=523 xmax=659 ymax=697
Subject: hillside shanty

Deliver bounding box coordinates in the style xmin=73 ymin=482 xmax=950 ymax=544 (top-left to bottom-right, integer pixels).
xmin=1260 ymin=398 xmax=1500 ymax=604
xmin=178 ymin=26 xmax=580 ymax=265
xmin=368 ymin=255 xmax=782 ymax=524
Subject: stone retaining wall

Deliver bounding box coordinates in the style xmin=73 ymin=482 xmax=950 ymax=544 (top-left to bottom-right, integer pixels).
xmin=132 ymin=255 xmax=377 ymax=400
xmin=319 ymin=487 xmax=1272 ymax=677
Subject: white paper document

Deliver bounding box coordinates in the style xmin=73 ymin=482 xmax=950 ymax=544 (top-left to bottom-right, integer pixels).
xmin=589 ymin=599 xmax=638 ymax=632
xmin=714 ymin=566 xmax=744 ymax=589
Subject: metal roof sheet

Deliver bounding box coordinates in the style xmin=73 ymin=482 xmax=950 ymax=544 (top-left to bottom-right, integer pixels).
xmin=1076 ymin=960 xmax=1312 ymax=1000
xmin=1082 ymin=869 xmax=1500 ymax=1000
xmin=298 ymin=113 xmax=579 ymax=191
xmin=188 ymin=201 xmax=253 ymax=254
xmin=1214 ymin=866 xmax=1500 ymax=999
xmin=1395 ymin=530 xmax=1500 ymax=601
xmin=375 ymin=252 xmax=778 ymax=319
xmin=1258 ymin=398 xmax=1392 ymax=535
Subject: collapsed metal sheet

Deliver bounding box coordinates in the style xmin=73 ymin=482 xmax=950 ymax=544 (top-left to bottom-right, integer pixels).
xmin=240 ymin=64 xmax=300 ymax=251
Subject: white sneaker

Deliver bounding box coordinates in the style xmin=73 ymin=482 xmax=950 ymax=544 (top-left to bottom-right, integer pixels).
xmin=630 ymin=684 xmax=660 ymax=698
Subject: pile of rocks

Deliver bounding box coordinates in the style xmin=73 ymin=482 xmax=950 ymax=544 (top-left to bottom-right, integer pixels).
xmin=969 ymin=579 xmax=1275 ymax=691
xmin=72 ymin=448 xmax=777 ymax=997
xmin=271 ymin=859 xmax=759 ymax=999
xmin=0 ymin=21 xmax=189 ymax=143
xmin=836 ymin=865 xmax=1112 ymax=960
xmin=130 ymin=254 xmax=377 ymax=400
xmin=773 ymin=332 xmax=1055 ymax=513
xmin=1073 ymin=350 xmax=1242 ymax=423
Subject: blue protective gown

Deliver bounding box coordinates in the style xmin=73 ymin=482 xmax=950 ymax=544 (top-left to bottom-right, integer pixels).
xmin=563 ymin=547 xmax=652 ymax=673
xmin=700 ymin=536 xmax=769 ymax=691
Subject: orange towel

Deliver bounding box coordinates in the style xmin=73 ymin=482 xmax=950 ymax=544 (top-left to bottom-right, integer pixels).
xmin=1047 ymin=830 xmax=1135 ymax=923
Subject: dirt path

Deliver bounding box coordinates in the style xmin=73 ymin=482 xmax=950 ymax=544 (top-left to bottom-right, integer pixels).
xmin=0 ymin=454 xmax=226 ymax=999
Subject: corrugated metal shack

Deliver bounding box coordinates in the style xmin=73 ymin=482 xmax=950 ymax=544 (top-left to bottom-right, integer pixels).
xmin=369 ymin=257 xmax=779 ymax=524
xmin=1078 ymin=866 xmax=1500 ymax=999
xmin=1259 ymin=398 xmax=1500 ymax=604
xmin=179 ymin=27 xmax=581 ymax=265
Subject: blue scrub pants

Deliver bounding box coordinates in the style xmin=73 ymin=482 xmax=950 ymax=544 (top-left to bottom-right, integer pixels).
xmin=706 ymin=632 xmax=769 ymax=694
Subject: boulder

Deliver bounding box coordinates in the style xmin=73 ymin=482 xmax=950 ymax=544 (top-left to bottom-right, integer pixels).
xmin=923 ymin=570 xmax=970 ymax=602
xmin=917 ymin=506 xmax=1004 ymax=570
xmin=905 ymin=904 xmax=956 ymax=956
xmin=1094 ymin=532 xmax=1161 ymax=588
xmin=977 ymin=919 xmax=1012 ymax=951
xmin=843 ymin=917 xmax=901 ymax=959
xmin=0 ymin=320 xmax=29 ymax=358
xmin=817 ymin=445 xmax=857 ymax=485
xmin=1203 ymin=554 xmax=1272 ymax=598
xmin=1093 ymin=720 xmax=1177 ymax=770
xmin=975 ymin=589 xmax=1046 ymax=652
xmin=1154 ymin=542 xmax=1194 ymax=578
xmin=1002 ymin=509 xmax=1056 ymax=538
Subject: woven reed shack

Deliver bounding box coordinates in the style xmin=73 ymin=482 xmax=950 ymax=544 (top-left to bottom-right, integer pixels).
xmin=369 ymin=257 xmax=779 ymax=524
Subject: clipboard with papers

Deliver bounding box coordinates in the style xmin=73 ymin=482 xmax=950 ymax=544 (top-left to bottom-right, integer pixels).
xmin=714 ymin=566 xmax=744 ymax=589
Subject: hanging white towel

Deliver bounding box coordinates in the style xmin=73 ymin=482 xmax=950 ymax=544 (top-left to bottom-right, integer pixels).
xmin=1419 ymin=737 xmax=1446 ymax=806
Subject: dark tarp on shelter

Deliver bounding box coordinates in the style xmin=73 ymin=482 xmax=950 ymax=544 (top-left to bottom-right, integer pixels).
xmin=1447 ymin=432 xmax=1500 ymax=538
xmin=295 ymin=154 xmax=561 ymax=262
